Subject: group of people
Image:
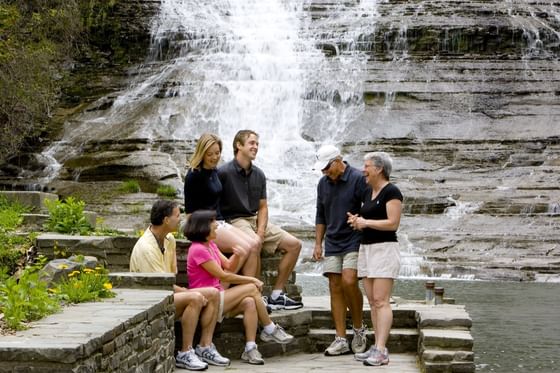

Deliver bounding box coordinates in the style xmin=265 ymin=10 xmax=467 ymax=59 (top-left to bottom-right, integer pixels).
xmin=129 ymin=129 xmax=403 ymax=370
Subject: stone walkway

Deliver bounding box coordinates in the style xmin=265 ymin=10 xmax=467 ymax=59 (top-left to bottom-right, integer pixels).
xmin=176 ymin=352 xmax=419 ymax=372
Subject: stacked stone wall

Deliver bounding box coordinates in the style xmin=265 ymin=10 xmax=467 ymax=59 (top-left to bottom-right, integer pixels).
xmin=0 ymin=289 xmax=174 ymax=373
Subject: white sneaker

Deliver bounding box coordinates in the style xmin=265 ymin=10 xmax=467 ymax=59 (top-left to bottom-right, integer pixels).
xmin=324 ymin=336 xmax=350 ymax=356
xmin=176 ymin=348 xmax=208 ymax=371
xmin=351 ymin=325 xmax=367 ymax=353
xmin=195 ymin=344 xmax=230 ymax=366
xmin=260 ymin=324 xmax=294 ymax=344
xmin=355 ymin=345 xmax=377 ymax=362
xmin=241 ymin=346 xmax=265 ymax=365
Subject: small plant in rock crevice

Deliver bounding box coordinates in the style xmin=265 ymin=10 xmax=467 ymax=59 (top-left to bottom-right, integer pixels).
xmin=156 ymin=184 xmax=177 ymax=198
xmin=118 ymin=179 xmax=141 ymax=194
xmin=54 ymin=265 xmax=115 ymax=304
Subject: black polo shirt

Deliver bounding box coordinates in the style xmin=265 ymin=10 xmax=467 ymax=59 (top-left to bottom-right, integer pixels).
xmin=217 ymin=159 xmax=267 ymax=220
xmin=316 ymin=163 xmax=369 ymax=256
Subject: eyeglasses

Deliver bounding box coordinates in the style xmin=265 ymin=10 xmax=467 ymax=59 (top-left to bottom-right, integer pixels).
xmin=322 ymin=158 xmax=337 ymax=172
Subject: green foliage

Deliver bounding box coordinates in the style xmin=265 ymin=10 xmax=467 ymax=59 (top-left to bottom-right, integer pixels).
xmin=0 ymin=196 xmax=30 ymax=274
xmin=44 ymin=197 xmax=93 ymax=235
xmin=0 ymin=257 xmax=115 ymax=330
xmin=0 ymin=266 xmax=60 ymax=330
xmin=156 ymin=185 xmax=177 ymax=198
xmin=119 ymin=179 xmax=141 ymax=194
xmin=54 ymin=266 xmax=115 ymax=304
xmin=0 ymin=1 xmax=82 ymax=162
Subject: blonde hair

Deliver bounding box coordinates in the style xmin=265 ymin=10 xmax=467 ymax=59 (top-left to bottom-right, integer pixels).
xmin=188 ymin=133 xmax=223 ymax=170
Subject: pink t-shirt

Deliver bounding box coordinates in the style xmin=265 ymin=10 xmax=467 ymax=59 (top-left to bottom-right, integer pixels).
xmin=187 ymin=241 xmax=224 ymax=290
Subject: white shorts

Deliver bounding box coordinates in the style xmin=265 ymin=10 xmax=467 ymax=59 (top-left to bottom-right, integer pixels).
xmin=357 ymin=242 xmax=401 ymax=279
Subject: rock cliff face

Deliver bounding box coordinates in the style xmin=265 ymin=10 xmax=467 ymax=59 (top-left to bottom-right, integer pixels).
xmin=1 ymin=0 xmax=559 ymax=281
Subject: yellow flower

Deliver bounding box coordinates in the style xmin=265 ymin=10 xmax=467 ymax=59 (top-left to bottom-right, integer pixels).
xmin=68 ymin=271 xmax=80 ymax=277
xmin=103 ymin=283 xmax=113 ymax=290
xmin=47 ymin=288 xmax=59 ymax=294
xmin=58 ymin=264 xmax=68 ymax=269
xmin=83 ymin=268 xmax=94 ymax=273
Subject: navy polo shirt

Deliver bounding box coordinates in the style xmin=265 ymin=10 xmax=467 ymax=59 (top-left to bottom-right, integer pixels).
xmin=316 ymin=163 xmax=369 ymax=256
xmin=218 ymin=159 xmax=267 ymax=220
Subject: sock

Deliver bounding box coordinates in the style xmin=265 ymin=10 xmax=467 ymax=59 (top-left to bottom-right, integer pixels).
xmin=271 ymin=289 xmax=282 ymax=300
xmin=245 ymin=341 xmax=257 ymax=352
xmin=263 ymin=322 xmax=276 ymax=335
xmin=198 ymin=345 xmax=209 ymax=351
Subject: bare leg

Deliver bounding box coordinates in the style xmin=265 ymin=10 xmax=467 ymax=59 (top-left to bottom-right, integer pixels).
xmin=223 ymin=284 xmax=262 ymax=342
xmin=191 ymin=287 xmax=219 ymax=347
xmin=363 ymin=278 xmax=376 ymax=336
xmin=174 ymin=291 xmax=205 ymax=351
xmin=341 ymin=268 xmax=363 ymax=329
xmin=274 ymin=233 xmax=301 ymax=291
xmin=371 ymin=278 xmax=393 ymax=350
xmin=327 ymin=274 xmax=348 ymax=338
xmin=221 ymin=223 xmax=262 ymax=278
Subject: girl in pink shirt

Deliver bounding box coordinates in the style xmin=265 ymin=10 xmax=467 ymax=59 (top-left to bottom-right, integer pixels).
xmin=185 ymin=210 xmax=294 ymax=365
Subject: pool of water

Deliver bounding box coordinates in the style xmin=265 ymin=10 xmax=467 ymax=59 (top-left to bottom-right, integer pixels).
xmin=297 ymin=275 xmax=560 ymax=373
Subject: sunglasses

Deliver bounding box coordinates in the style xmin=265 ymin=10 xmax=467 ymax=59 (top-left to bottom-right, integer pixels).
xmin=322 ymin=158 xmax=337 ymax=171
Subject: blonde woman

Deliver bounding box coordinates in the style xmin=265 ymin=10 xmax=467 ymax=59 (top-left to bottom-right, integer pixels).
xmin=184 ymin=133 xmax=260 ymax=277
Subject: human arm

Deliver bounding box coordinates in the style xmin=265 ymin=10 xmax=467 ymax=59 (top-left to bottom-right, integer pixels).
xmin=200 ymin=258 xmax=263 ymax=290
xmin=347 ymin=199 xmax=402 ymax=231
xmin=313 ymin=224 xmax=326 ymax=261
xmin=255 ymin=198 xmax=268 ymax=244
xmin=219 ymin=244 xmax=243 ymax=272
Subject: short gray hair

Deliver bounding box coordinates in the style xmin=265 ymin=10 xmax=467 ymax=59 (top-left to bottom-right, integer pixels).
xmin=364 ymin=152 xmax=393 ymax=180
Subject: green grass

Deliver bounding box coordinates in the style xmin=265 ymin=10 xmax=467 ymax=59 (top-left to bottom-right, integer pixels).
xmin=118 ymin=179 xmax=141 ymax=194
xmin=156 ymin=185 xmax=177 ymax=198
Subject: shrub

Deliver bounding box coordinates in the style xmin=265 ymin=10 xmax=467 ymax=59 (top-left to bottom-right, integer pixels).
xmin=0 ymin=196 xmax=30 ymax=274
xmin=156 ymin=185 xmax=177 ymax=198
xmin=44 ymin=197 xmax=93 ymax=235
xmin=0 ymin=264 xmax=60 ymax=330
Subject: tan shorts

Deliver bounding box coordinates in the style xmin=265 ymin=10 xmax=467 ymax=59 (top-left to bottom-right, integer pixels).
xmin=357 ymin=242 xmax=401 ymax=279
xmin=322 ymin=251 xmax=359 ymax=276
xmin=229 ymin=216 xmax=288 ymax=255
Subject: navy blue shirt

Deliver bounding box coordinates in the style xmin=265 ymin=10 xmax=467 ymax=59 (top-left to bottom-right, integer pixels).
xmin=184 ymin=168 xmax=222 ymax=216
xmin=360 ymin=183 xmax=403 ymax=244
xmin=218 ymin=159 xmax=267 ymax=220
xmin=316 ymin=163 xmax=369 ymax=256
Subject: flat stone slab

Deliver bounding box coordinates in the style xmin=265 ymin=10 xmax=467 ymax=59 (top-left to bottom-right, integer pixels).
xmin=415 ymin=304 xmax=472 ymax=328
xmin=420 ymin=329 xmax=474 ymax=350
xmin=0 ymin=191 xmax=58 ymax=212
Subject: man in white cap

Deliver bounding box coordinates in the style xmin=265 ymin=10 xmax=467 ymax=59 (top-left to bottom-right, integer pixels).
xmin=312 ymin=145 xmax=369 ymax=356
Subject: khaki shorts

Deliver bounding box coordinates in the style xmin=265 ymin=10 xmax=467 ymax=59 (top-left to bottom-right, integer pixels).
xmin=322 ymin=251 xmax=359 ymax=276
xmin=229 ymin=216 xmax=288 ymax=255
xmin=357 ymin=242 xmax=401 ymax=279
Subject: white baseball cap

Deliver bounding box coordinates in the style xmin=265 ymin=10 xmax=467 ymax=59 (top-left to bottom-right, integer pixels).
xmin=313 ymin=144 xmax=341 ymax=171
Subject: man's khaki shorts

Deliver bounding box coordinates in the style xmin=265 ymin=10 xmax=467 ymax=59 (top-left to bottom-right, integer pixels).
xmin=229 ymin=216 xmax=288 ymax=255
xmin=322 ymin=251 xmax=359 ymax=276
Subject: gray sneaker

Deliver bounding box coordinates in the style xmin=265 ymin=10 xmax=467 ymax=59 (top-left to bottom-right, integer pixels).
xmin=241 ymin=346 xmax=265 ymax=365
xmin=351 ymin=325 xmax=367 ymax=353
xmin=355 ymin=345 xmax=377 ymax=362
xmin=176 ymin=348 xmax=208 ymax=371
xmin=260 ymin=323 xmax=294 ymax=344
xmin=324 ymin=336 xmax=350 ymax=356
xmin=195 ymin=344 xmax=230 ymax=366
xmin=364 ymin=347 xmax=390 ymax=366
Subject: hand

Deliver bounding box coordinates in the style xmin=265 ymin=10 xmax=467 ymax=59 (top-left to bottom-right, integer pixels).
xmin=252 ymin=278 xmax=264 ymax=291
xmin=347 ymin=212 xmax=365 ymax=231
xmin=231 ymin=244 xmax=246 ymax=257
xmin=312 ymin=244 xmax=323 ymax=261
